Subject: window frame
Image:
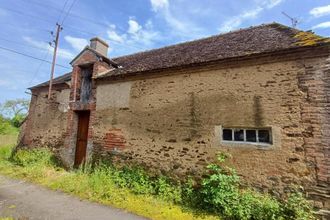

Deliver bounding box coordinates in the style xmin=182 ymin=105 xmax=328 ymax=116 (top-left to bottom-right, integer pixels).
xmin=221 ymin=127 xmax=272 ymax=145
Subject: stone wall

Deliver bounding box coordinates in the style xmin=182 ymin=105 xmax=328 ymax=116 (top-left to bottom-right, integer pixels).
xmin=23 ymin=87 xmax=70 ymax=149
xmin=298 ymin=56 xmax=330 ymax=214
xmin=92 ymin=58 xmax=324 ymax=197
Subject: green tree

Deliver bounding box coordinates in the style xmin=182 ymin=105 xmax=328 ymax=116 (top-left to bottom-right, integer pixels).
xmin=0 ymin=114 xmax=15 ymax=134
xmin=1 ymin=98 xmax=29 ymax=127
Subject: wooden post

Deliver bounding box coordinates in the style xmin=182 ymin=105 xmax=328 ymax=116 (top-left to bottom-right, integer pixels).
xmin=48 ymin=23 xmax=62 ymax=99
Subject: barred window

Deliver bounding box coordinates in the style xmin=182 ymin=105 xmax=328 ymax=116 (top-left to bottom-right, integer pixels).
xmin=222 ymin=128 xmax=272 ymax=144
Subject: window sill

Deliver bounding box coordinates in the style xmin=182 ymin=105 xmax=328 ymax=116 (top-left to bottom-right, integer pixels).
xmin=220 ymin=140 xmax=274 ymax=150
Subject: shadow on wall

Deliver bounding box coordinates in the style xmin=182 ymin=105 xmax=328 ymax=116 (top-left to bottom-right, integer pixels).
xmin=253 ymin=95 xmax=264 ymax=127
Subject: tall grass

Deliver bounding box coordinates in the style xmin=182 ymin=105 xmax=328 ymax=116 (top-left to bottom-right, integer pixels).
xmin=0 ymin=143 xmax=315 ymax=220
xmin=0 ymin=145 xmax=217 ymax=220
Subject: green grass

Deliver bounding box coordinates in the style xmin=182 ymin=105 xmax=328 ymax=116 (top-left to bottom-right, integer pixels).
xmin=0 ymin=136 xmax=314 ymax=220
xmin=0 ymin=134 xmax=18 ymax=147
xmin=0 ymin=142 xmax=218 ymax=220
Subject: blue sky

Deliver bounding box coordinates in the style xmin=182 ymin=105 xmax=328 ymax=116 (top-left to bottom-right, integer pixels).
xmin=0 ymin=0 xmax=329 ymax=103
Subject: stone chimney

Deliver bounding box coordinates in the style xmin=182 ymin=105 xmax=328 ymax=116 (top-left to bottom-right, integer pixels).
xmin=90 ymin=37 xmax=108 ymax=57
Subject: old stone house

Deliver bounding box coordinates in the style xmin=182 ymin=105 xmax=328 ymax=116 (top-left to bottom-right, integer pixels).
xmin=22 ymin=23 xmax=329 ymax=213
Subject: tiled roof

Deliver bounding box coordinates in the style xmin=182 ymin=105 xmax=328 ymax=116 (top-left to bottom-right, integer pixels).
xmin=29 ymin=72 xmax=71 ymax=89
xmin=99 ymin=23 xmax=329 ymax=78
xmin=30 ymin=23 xmax=330 ymax=88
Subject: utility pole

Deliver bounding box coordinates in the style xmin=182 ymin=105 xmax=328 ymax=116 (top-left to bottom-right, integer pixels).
xmin=48 ymin=23 xmax=62 ymax=99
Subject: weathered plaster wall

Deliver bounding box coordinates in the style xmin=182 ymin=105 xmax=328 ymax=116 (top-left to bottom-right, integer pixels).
xmin=96 ymin=82 xmax=131 ymax=109
xmin=24 ymin=88 xmax=70 ymax=148
xmin=92 ymin=57 xmax=328 ymax=201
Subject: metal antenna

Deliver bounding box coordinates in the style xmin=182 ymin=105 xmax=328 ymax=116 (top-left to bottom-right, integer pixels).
xmin=282 ymin=12 xmax=299 ymax=28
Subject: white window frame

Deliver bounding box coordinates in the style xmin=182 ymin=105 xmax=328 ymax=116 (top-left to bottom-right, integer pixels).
xmin=221 ymin=127 xmax=272 ymax=145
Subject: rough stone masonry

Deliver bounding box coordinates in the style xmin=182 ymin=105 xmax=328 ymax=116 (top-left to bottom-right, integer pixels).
xmin=21 ymin=23 xmax=329 ymax=216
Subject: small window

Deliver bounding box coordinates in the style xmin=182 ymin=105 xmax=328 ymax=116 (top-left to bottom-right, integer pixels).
xmin=234 ymin=129 xmax=244 ymax=141
xmin=258 ymin=130 xmax=270 ymax=143
xmin=246 ymin=130 xmax=257 ymax=142
xmin=223 ymin=129 xmax=233 ymax=141
xmin=222 ymin=127 xmax=272 ymax=144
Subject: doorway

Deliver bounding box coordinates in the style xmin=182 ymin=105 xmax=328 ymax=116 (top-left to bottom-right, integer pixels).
xmin=74 ymin=111 xmax=90 ymax=167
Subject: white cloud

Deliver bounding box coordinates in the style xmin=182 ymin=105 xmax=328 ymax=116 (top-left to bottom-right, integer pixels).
xmin=149 ymin=0 xmax=201 ymax=37
xmin=23 ymin=36 xmax=75 ymax=60
xmin=57 ymin=48 xmax=75 ymax=60
xmin=64 ymin=36 xmax=88 ymax=51
xmin=150 ymin=0 xmax=169 ymax=12
xmin=105 ymin=19 xmax=161 ymax=55
xmin=127 ymin=19 xmax=160 ymax=46
xmin=312 ymin=21 xmax=330 ymax=29
xmin=265 ymin=0 xmax=284 ymax=9
xmin=219 ymin=7 xmax=263 ymax=33
xmin=310 ymin=5 xmax=330 ymax=17
xmin=107 ymin=30 xmax=125 ymax=43
xmin=128 ymin=18 xmax=142 ymax=34
xmin=219 ymin=0 xmax=284 ymax=33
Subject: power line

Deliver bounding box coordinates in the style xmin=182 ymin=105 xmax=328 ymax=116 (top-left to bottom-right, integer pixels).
xmin=0 ymin=37 xmax=49 ymax=52
xmin=0 ymin=6 xmax=55 ymax=24
xmin=0 ymin=45 xmax=71 ymax=69
xmin=20 ymin=0 xmax=128 ymax=33
xmin=0 ymin=22 xmax=52 ymax=33
xmin=1 ymin=6 xmax=146 ymax=51
xmin=61 ymin=0 xmax=79 ymax=25
xmin=57 ymin=0 xmax=70 ymax=22
xmin=27 ymin=48 xmax=51 ymax=87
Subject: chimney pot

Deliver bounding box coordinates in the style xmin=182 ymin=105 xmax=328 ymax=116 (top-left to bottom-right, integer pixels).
xmin=90 ymin=37 xmax=108 ymax=57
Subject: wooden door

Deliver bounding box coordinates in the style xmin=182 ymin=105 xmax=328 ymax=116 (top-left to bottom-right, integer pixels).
xmin=74 ymin=111 xmax=90 ymax=167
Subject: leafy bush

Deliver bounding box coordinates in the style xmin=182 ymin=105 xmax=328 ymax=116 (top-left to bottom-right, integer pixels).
xmin=11 ymin=148 xmax=57 ymax=167
xmin=282 ymin=192 xmax=315 ymax=220
xmin=104 ymin=165 xmax=154 ymax=194
xmin=181 ymin=153 xmax=313 ymax=220
xmin=155 ymin=176 xmax=182 ymax=202
xmin=0 ymin=116 xmax=17 ymax=135
xmin=7 ymin=148 xmax=315 ymax=220
xmin=239 ymin=190 xmax=281 ymax=220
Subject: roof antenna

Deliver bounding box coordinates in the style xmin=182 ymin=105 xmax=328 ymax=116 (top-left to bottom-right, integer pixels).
xmin=282 ymin=12 xmax=299 ymax=28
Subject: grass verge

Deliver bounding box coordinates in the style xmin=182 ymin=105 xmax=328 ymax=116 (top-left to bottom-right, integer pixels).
xmin=0 ymin=143 xmax=217 ymax=220
xmin=0 ymin=136 xmax=315 ymax=220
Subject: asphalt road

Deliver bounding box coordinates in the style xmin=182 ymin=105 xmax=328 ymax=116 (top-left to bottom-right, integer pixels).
xmin=0 ymin=175 xmax=147 ymax=220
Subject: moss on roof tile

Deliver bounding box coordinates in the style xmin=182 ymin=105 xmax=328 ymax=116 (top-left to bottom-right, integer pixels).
xmin=294 ymin=31 xmax=330 ymax=46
